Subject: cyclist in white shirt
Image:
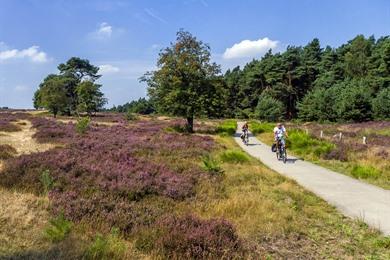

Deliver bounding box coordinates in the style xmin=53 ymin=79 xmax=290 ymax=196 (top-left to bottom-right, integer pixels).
xmin=273 ymin=123 xmax=288 ymax=146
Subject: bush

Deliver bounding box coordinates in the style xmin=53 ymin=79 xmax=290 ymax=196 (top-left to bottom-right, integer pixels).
xmin=84 ymin=228 xmax=126 ymax=260
xmin=40 ymin=169 xmax=54 ymax=194
xmin=372 ymin=88 xmax=390 ymax=120
xmin=323 ymin=144 xmax=349 ymax=162
xmin=76 ymin=117 xmax=91 ymax=134
xmin=249 ymin=121 xmax=274 ymax=135
xmin=125 ymin=111 xmax=138 ymax=121
xmin=255 ymin=93 xmax=285 ymax=122
xmin=0 ymin=144 xmax=17 ymax=159
xmin=1 ymin=120 xmax=215 ymax=235
xmin=220 ymin=150 xmax=249 ymax=163
xmin=155 ymin=215 xmax=245 ymax=259
xmin=216 ymin=120 xmax=237 ymax=136
xmin=43 ymin=214 xmax=72 ymax=242
xmin=201 ymin=155 xmax=223 ymax=176
xmin=351 ymin=165 xmax=381 ymax=179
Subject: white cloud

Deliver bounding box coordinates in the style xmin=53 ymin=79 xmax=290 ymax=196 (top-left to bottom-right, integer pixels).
xmin=97 ymin=22 xmax=112 ymax=38
xmin=0 ymin=45 xmax=49 ymax=63
xmin=223 ymin=37 xmax=278 ymax=59
xmin=99 ymin=64 xmax=120 ymax=75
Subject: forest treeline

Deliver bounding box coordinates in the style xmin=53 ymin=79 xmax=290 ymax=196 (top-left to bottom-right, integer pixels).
xmin=112 ymin=34 xmax=390 ymax=122
xmin=34 ymin=32 xmax=389 ymax=124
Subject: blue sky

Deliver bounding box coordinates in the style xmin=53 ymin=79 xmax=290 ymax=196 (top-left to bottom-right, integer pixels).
xmin=0 ymin=0 xmax=389 ymax=108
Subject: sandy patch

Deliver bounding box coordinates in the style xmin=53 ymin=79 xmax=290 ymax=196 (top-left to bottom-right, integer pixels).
xmin=0 ymin=120 xmax=54 ymax=155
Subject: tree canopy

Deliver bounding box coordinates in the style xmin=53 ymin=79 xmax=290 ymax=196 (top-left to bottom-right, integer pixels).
xmin=141 ymin=30 xmax=221 ymax=132
xmin=34 ymin=57 xmax=106 ymax=117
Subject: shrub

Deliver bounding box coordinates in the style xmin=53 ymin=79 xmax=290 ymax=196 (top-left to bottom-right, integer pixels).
xmin=76 ymin=117 xmax=91 ymax=134
xmin=372 ymin=88 xmax=390 ymax=120
xmin=249 ymin=121 xmax=274 ymax=134
xmin=156 ymin=215 xmax=245 ymax=259
xmin=40 ymin=170 xmax=54 ymax=194
xmin=84 ymin=228 xmax=126 ymax=260
xmin=202 ymin=155 xmax=223 ymax=176
xmin=323 ymin=145 xmax=349 ymax=162
xmin=31 ymin=117 xmax=75 ymax=143
xmin=1 ymin=119 xmax=215 ymax=235
xmin=43 ymin=214 xmax=72 ymax=242
xmin=0 ymin=112 xmax=27 ymax=132
xmin=255 ymin=93 xmax=285 ymax=122
xmin=216 ymin=120 xmax=237 ymax=136
xmin=220 ymin=150 xmax=249 ymax=163
xmin=125 ymin=111 xmax=138 ymax=121
xmin=0 ymin=144 xmax=17 ymax=159
xmin=351 ymin=165 xmax=381 ymax=179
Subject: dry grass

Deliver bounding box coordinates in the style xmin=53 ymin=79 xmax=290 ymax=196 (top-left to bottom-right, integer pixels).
xmin=0 ymin=187 xmax=50 ymax=255
xmin=0 ymin=120 xmax=54 ymax=155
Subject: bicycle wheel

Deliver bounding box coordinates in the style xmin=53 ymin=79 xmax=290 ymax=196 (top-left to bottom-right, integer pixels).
xmin=283 ymin=149 xmax=287 ymax=163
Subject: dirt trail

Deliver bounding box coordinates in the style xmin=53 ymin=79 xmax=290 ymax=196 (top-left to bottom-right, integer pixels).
xmin=235 ymin=122 xmax=390 ymax=236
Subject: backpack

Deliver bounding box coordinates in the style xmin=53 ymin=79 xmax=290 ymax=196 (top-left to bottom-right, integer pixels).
xmin=271 ymin=143 xmax=277 ymax=152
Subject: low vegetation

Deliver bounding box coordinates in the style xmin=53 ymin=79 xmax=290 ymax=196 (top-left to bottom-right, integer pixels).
xmin=43 ymin=214 xmax=72 ymax=243
xmin=215 ymin=119 xmax=237 ymax=136
xmin=0 ymin=144 xmax=17 ymax=159
xmin=220 ymin=150 xmax=250 ymax=164
xmin=0 ymin=112 xmax=389 ymax=258
xmin=250 ymin=120 xmax=390 ymax=189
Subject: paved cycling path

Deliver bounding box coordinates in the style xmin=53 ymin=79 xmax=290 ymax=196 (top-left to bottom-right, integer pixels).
xmin=235 ymin=122 xmax=390 ymax=236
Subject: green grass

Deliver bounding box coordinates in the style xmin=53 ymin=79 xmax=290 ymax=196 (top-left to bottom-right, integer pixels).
xmin=43 ymin=214 xmax=72 ymax=243
xmin=201 ymin=155 xmax=224 ymax=175
xmin=40 ymin=170 xmax=54 ymax=195
xmin=216 ymin=119 xmax=237 ymax=136
xmin=220 ymin=150 xmax=250 ymax=163
xmin=287 ymin=129 xmax=335 ymax=159
xmin=351 ymin=165 xmax=381 ymax=179
xmin=249 ymin=121 xmax=274 ymax=134
xmin=84 ymin=228 xmax=126 ymax=260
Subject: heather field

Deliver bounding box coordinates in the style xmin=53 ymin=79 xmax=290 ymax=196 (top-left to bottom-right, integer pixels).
xmin=0 ymin=112 xmax=389 ymax=259
xmin=249 ymin=121 xmax=390 ymax=190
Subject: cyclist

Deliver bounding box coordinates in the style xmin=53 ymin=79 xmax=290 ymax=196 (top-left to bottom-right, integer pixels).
xmin=241 ymin=122 xmax=249 ymax=143
xmin=273 ymin=123 xmax=288 ymax=151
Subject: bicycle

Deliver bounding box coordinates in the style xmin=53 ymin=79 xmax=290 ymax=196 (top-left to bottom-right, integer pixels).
xmin=275 ymin=136 xmax=287 ymax=163
xmin=241 ymin=129 xmax=249 ymax=145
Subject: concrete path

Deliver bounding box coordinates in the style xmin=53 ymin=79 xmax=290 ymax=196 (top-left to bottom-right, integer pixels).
xmin=235 ymin=122 xmax=390 ymax=236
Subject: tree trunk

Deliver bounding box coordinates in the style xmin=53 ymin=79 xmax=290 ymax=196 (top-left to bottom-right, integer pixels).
xmin=186 ymin=117 xmax=194 ymax=133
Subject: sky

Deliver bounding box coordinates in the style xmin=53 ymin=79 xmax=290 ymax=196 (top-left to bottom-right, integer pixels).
xmin=0 ymin=0 xmax=389 ymax=108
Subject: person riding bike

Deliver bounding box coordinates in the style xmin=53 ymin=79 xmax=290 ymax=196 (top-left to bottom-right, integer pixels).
xmin=241 ymin=122 xmax=249 ymax=143
xmin=273 ymin=123 xmax=288 ymax=151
